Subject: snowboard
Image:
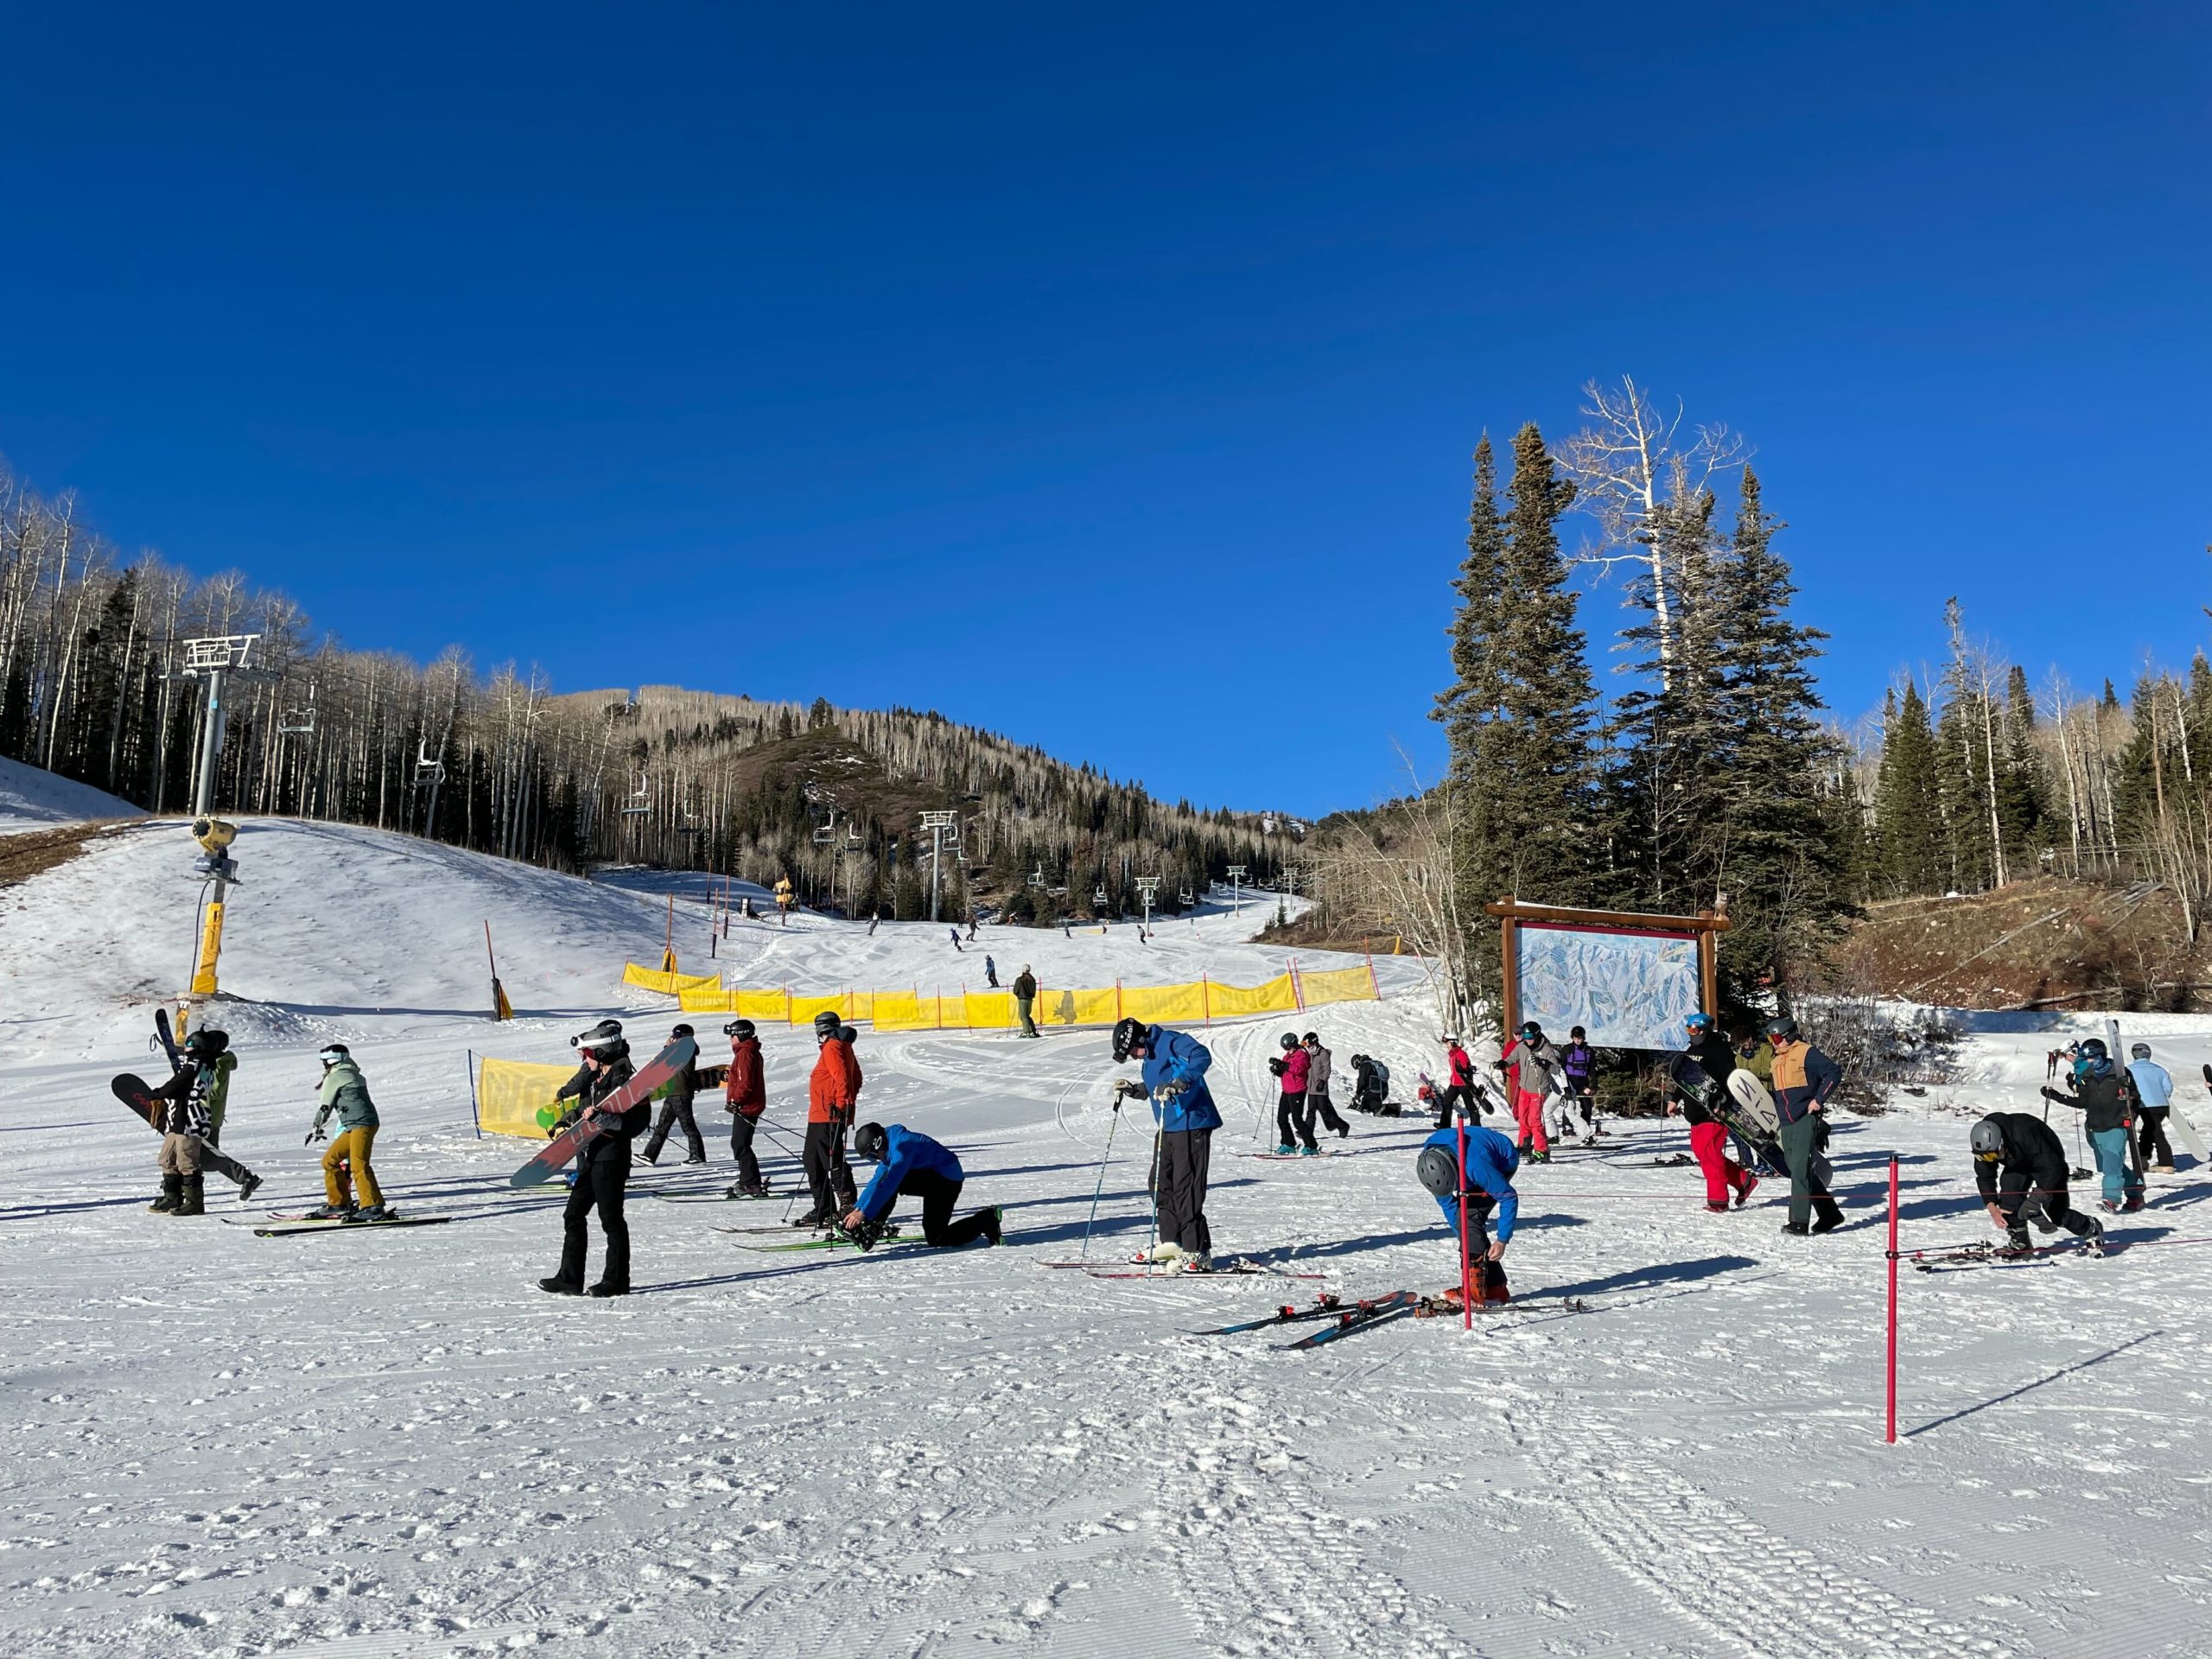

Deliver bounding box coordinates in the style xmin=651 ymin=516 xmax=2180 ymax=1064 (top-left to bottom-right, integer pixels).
xmin=111 ymin=1072 xmax=165 ymax=1131
xmin=2171 ymin=1065 xmax=2212 ymax=1164
xmin=1667 ymin=1054 xmax=1807 ymax=1180
xmin=508 ymin=1033 xmax=699 ymax=1188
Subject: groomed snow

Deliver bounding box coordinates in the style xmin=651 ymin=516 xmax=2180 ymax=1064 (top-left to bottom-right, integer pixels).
xmin=3 ymin=804 xmax=2209 ymax=1658
xmin=0 ymin=753 xmax=143 ymax=833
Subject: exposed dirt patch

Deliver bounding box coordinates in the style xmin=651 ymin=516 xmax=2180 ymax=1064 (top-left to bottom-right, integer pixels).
xmin=0 ymin=820 xmax=136 ymax=889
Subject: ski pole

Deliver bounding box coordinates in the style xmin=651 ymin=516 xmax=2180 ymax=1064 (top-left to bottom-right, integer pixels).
xmin=1078 ymin=1097 xmax=1125 ymax=1262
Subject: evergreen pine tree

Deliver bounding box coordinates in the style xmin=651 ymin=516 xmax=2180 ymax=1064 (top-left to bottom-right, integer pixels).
xmin=1874 ymin=680 xmax=1944 ymax=894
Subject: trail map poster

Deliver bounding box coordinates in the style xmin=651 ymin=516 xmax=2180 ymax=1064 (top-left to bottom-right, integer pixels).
xmin=1516 ymin=922 xmax=1700 ymax=1051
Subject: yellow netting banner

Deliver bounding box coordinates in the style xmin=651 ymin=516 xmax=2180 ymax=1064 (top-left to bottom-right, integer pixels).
xmin=475 ymin=1056 xmax=575 ymax=1139
xmin=623 ymin=963 xmax=724 ymax=996
xmin=1034 ymin=986 xmax=1123 ymax=1028
xmin=1299 ymin=963 xmax=1379 ymax=1005
xmin=1205 ymin=973 xmax=1300 ymax=1018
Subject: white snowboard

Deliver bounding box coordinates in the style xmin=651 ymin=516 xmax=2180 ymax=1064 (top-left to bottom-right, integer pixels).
xmin=1724 ymin=1069 xmax=1783 ymax=1138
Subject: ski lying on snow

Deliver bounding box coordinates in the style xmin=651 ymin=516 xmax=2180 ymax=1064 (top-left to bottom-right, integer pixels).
xmin=735 ymin=1230 xmax=909 ymax=1254
xmin=1899 ymin=1237 xmax=2118 ymax=1272
xmin=252 ymin=1216 xmax=452 ymax=1237
xmin=1281 ymin=1291 xmax=1422 ymax=1348
xmin=655 ymin=1190 xmax=789 ymax=1204
xmin=1244 ymin=1151 xmax=1355 ymax=1161
xmin=1191 ymin=1294 xmax=1350 ymax=1333
xmin=1040 ymin=1259 xmax=1329 ymax=1280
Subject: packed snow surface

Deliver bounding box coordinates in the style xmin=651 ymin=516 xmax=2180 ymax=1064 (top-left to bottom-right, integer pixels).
xmin=0 ymin=753 xmax=143 ymax=832
xmin=3 ymin=803 xmax=2209 ymax=1658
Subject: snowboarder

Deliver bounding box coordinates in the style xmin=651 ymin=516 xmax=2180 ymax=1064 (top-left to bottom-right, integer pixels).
xmin=1666 ymin=1013 xmax=1757 ymax=1212
xmin=1303 ymin=1033 xmax=1350 ymax=1139
xmin=1013 ymin=964 xmax=1039 ymax=1039
xmin=303 ymin=1043 xmax=388 ymax=1220
xmin=1434 ymin=1035 xmax=1479 ymax=1128
xmin=1768 ymin=1016 xmax=1844 ymax=1236
xmin=984 ymin=955 xmax=999 ymax=988
xmin=721 ymin=1019 xmax=770 ymax=1196
xmin=1269 ymin=1032 xmax=1313 ymax=1154
xmin=1415 ymin=1119 xmax=1520 ymax=1306
xmin=1499 ymin=1021 xmax=1558 ymax=1161
xmin=640 ymin=1022 xmax=707 ymax=1165
xmin=839 ymin=1122 xmax=1002 ymax=1248
xmin=949 ymin=927 xmax=963 ymax=952
xmin=1349 ymin=1052 xmax=1393 ymax=1116
xmin=2041 ymin=1038 xmax=2143 ymax=1211
xmin=145 ymin=1028 xmax=258 ymax=1215
xmin=539 ymin=1020 xmax=648 ymax=1297
xmin=1971 ymin=1112 xmax=2104 ymax=1257
xmin=795 ymin=1011 xmax=860 ymax=1226
xmin=1561 ymin=1027 xmax=1598 ymax=1135
xmin=2126 ymin=1042 xmax=2176 ymax=1173
xmin=1113 ymin=1015 xmax=1221 ymax=1270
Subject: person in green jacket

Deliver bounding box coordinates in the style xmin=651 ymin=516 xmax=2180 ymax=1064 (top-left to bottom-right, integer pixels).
xmin=305 ymin=1044 xmax=389 ymax=1220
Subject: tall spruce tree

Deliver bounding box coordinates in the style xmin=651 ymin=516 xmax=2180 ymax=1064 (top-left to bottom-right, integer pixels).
xmin=1874 ymin=680 xmax=1944 ymax=894
xmin=1433 ymin=436 xmax=1509 ymax=1012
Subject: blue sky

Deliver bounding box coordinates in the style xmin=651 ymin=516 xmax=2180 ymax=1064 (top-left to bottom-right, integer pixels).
xmin=3 ymin=3 xmax=2204 ymax=817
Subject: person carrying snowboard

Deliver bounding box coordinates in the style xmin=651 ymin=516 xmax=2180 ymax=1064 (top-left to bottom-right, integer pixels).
xmin=1415 ymin=1118 xmax=1520 ymax=1306
xmin=1013 ymin=964 xmax=1039 ymax=1039
xmin=1113 ymin=1015 xmax=1221 ymax=1271
xmin=640 ymin=1022 xmax=707 ymax=1165
xmin=838 ymin=1122 xmax=1002 ymax=1249
xmin=539 ymin=1020 xmax=647 ymax=1297
xmin=1269 ymin=1032 xmax=1313 ymax=1154
xmin=1666 ymin=1013 xmax=1757 ymax=1213
xmin=2040 ymin=1038 xmax=2143 ymax=1212
xmin=1303 ymin=1033 xmax=1350 ymax=1140
xmin=721 ymin=1018 xmax=770 ymax=1196
xmin=145 ymin=1028 xmax=257 ymax=1216
xmin=1971 ymin=1112 xmax=2104 ymax=1257
xmin=304 ymin=1043 xmax=389 ymax=1220
xmin=1769 ymin=1016 xmax=1844 ymax=1236
xmin=795 ymin=1011 xmax=860 ymax=1226
xmin=2126 ymin=1042 xmax=2176 ymax=1173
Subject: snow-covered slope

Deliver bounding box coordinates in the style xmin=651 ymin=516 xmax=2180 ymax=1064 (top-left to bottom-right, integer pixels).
xmin=0 ymin=754 xmax=143 ymax=832
xmin=2 ymin=812 xmax=2208 ymax=1658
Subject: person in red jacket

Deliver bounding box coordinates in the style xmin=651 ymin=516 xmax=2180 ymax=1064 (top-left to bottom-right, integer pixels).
xmin=721 ymin=1018 xmax=769 ymax=1198
xmin=794 ymin=1012 xmax=860 ymax=1226
xmin=1433 ymin=1036 xmax=1480 ymax=1128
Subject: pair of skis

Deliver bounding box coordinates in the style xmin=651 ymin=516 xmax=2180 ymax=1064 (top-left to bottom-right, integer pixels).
xmin=1896 ymin=1235 xmax=2115 ymax=1273
xmin=1193 ymin=1289 xmax=1591 ymax=1348
xmin=223 ymin=1211 xmax=452 ymax=1238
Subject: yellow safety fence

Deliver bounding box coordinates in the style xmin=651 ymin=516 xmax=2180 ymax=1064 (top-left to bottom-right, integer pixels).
xmin=475 ymin=1056 xmax=575 ymax=1140
xmin=623 ymin=961 xmax=1379 ymax=1031
xmin=622 ymin=963 xmax=726 ymax=996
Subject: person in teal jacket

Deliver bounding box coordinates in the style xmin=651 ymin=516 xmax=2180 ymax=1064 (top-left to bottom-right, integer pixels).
xmin=305 ymin=1044 xmax=388 ymax=1220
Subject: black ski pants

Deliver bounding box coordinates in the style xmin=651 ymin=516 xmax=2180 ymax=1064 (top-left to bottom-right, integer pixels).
xmin=2136 ymin=1108 xmax=2173 ymax=1168
xmin=729 ymin=1113 xmax=763 ymax=1188
xmin=1310 ymin=1087 xmax=1349 ymax=1137
xmin=643 ymin=1091 xmax=704 ymax=1162
xmin=1276 ymin=1090 xmax=1313 ymax=1150
xmin=804 ymin=1119 xmax=856 ymax=1217
xmin=1154 ymin=1128 xmax=1213 ymax=1255
xmin=1433 ymin=1084 xmax=1478 ymax=1129
xmin=1997 ymin=1165 xmax=2094 ymax=1249
xmin=557 ymin=1156 xmax=631 ymax=1292
xmin=880 ymin=1168 xmax=993 ymax=1247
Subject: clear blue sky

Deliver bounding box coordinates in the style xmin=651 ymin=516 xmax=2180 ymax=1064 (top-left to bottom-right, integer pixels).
xmin=3 ymin=3 xmax=2205 ymax=817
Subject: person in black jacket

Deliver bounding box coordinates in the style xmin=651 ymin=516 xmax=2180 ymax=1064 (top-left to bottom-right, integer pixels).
xmin=1666 ymin=1013 xmax=1757 ymax=1212
xmin=540 ymin=1020 xmax=649 ymax=1297
xmin=639 ymin=1022 xmax=707 ymax=1164
xmin=1971 ymin=1112 xmax=2103 ymax=1258
xmin=1012 ymin=965 xmax=1039 ymax=1039
xmin=2040 ymin=1038 xmax=2143 ymax=1213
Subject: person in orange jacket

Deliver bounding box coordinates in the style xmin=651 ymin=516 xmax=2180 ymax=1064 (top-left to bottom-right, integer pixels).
xmin=794 ymin=1011 xmax=860 ymax=1226
xmin=721 ymin=1018 xmax=769 ymax=1198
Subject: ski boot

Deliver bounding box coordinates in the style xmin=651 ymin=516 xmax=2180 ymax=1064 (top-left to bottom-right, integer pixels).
xmin=1133 ymin=1242 xmax=1184 ymax=1266
xmin=1993 ymin=1239 xmax=2034 ymax=1261
xmin=1705 ymin=1201 xmax=1730 ymax=1214
xmin=149 ymin=1174 xmax=183 ymax=1213
xmin=2082 ymin=1218 xmax=2107 ymax=1256
xmin=2123 ymin=1193 xmax=2145 ymax=1213
xmin=586 ymin=1282 xmax=629 ymax=1298
xmin=1780 ymin=1221 xmax=1810 ymax=1236
xmin=1734 ymin=1174 xmax=1760 ymax=1209
xmin=1179 ymin=1251 xmax=1214 ymax=1274
xmin=1810 ymin=1213 xmax=1844 ymax=1236
xmin=1274 ymin=1144 xmax=1295 ymax=1156
xmin=237 ymin=1170 xmax=264 ymax=1203
xmin=681 ymin=1153 xmax=707 ymax=1166
xmin=538 ymin=1276 xmax=582 ymax=1295
xmin=790 ymin=1209 xmax=830 ymax=1228
xmin=980 ymin=1207 xmax=1003 ymax=1246
xmin=302 ymin=1203 xmax=353 ymax=1221
xmin=346 ymin=1205 xmax=393 ymax=1223
xmin=174 ymin=1177 xmax=205 ymax=1217
xmin=1300 ymin=1145 xmax=1319 ymax=1157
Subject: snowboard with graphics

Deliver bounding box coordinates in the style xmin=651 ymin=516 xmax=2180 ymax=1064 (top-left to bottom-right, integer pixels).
xmin=508 ymin=1033 xmax=698 ymax=1187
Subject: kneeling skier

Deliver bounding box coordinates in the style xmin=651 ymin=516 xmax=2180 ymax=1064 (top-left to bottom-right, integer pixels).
xmin=838 ymin=1122 xmax=1002 ymax=1249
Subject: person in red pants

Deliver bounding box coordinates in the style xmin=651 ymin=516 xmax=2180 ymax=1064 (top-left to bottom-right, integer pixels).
xmin=1669 ymin=1011 xmax=1757 ymax=1211
xmin=1499 ymin=1021 xmax=1557 ymax=1163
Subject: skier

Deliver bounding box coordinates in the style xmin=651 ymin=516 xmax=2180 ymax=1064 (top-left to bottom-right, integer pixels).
xmin=1768 ymin=1016 xmax=1844 ymax=1236
xmin=794 ymin=1011 xmax=860 ymax=1226
xmin=984 ymin=955 xmax=999 ymax=988
xmin=640 ymin=1023 xmax=707 ymax=1165
xmin=839 ymin=1122 xmax=1003 ymax=1248
xmin=1303 ymin=1033 xmax=1350 ymax=1139
xmin=303 ymin=1043 xmax=389 ymax=1220
xmin=539 ymin=1020 xmax=648 ymax=1297
xmin=1414 ymin=1119 xmax=1520 ymax=1306
xmin=1971 ymin=1112 xmax=2104 ymax=1257
xmin=1560 ymin=1027 xmax=1598 ymax=1135
xmin=2040 ymin=1038 xmax=2143 ymax=1212
xmin=1269 ymin=1032 xmax=1313 ymax=1154
xmin=1666 ymin=1013 xmax=1756 ymax=1213
xmin=1433 ymin=1036 xmax=1478 ymax=1128
xmin=1013 ymin=963 xmax=1039 ymax=1039
xmin=1499 ymin=1021 xmax=1558 ymax=1162
xmin=145 ymin=1028 xmax=260 ymax=1215
xmin=721 ymin=1018 xmax=770 ymax=1197
xmin=1112 ymin=1015 xmax=1221 ymax=1270
xmin=2126 ymin=1042 xmax=2176 ymax=1173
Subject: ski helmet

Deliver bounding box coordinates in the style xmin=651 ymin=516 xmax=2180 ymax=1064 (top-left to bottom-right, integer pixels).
xmin=1684 ymin=1012 xmax=1714 ymax=1034
xmin=317 ymin=1042 xmax=350 ymax=1066
xmin=1969 ymin=1117 xmax=2005 ymax=1162
xmin=1519 ymin=1021 xmax=1544 ymax=1041
xmin=183 ymin=1028 xmax=229 ymax=1058
xmin=2130 ymin=1042 xmax=2152 ymax=1060
xmin=671 ymin=1023 xmax=694 ymax=1040
xmin=854 ymin=1122 xmax=888 ymax=1161
xmin=2072 ymin=1039 xmax=2112 ymax=1080
xmin=1302 ymin=1032 xmax=1319 ymax=1046
xmin=1415 ymin=1144 xmax=1460 ymax=1198
xmin=812 ymin=1010 xmax=842 ymax=1039
xmin=724 ymin=1019 xmax=756 ymax=1040
xmin=838 ymin=1024 xmax=859 ymax=1045
xmin=1765 ymin=1016 xmax=1799 ymax=1043
xmin=573 ymin=1019 xmax=623 ymax=1052
xmin=1280 ymin=1033 xmax=1299 ymax=1052
xmin=1570 ymin=1025 xmax=1586 ymax=1040
xmin=1111 ymin=1016 xmax=1147 ymax=1063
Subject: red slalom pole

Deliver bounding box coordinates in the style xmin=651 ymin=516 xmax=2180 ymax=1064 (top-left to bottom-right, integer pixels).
xmin=1458 ymin=1117 xmax=1472 ymax=1332
xmin=1885 ymin=1153 xmax=1900 ymax=1445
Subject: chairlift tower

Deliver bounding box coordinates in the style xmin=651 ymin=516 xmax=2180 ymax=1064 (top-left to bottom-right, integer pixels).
xmin=176 ymin=634 xmax=259 ymax=1015
xmin=1135 ymin=874 xmax=1160 ymax=938
xmin=920 ymin=810 xmax=958 ymax=923
xmin=1226 ymin=863 xmax=1246 ymax=916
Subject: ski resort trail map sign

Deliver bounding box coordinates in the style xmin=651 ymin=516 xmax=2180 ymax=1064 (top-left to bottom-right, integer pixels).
xmin=1516 ymin=921 xmax=1702 ymax=1050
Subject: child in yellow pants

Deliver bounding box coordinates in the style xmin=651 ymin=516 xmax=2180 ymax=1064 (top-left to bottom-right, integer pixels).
xmin=306 ymin=1044 xmax=390 ymax=1221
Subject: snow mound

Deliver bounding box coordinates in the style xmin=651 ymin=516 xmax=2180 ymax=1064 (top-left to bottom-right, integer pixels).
xmin=0 ymin=755 xmax=144 ymax=833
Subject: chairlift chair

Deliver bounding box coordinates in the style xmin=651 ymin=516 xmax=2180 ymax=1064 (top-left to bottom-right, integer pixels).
xmin=276 ymin=683 xmax=317 ymax=736
xmin=412 ymin=741 xmax=446 ymax=786
xmin=621 ymin=771 xmax=651 ymax=816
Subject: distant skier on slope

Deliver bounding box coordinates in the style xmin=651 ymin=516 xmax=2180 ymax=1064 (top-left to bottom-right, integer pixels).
xmin=539 ymin=1020 xmax=647 ymax=1297
xmin=1666 ymin=1013 xmax=1757 ymax=1214
xmin=838 ymin=1122 xmax=1002 ymax=1249
xmin=303 ymin=1043 xmax=390 ymax=1220
xmin=144 ymin=1028 xmax=260 ymax=1216
xmin=639 ymin=1023 xmax=707 ymax=1165
xmin=2040 ymin=1038 xmax=2143 ymax=1212
xmin=1971 ymin=1112 xmax=2104 ymax=1258
xmin=793 ymin=1011 xmax=860 ymax=1226
xmin=1415 ymin=1119 xmax=1520 ymax=1306
xmin=1113 ymin=1015 xmax=1221 ymax=1271
xmin=721 ymin=1019 xmax=770 ymax=1197
xmin=984 ymin=955 xmax=999 ymax=988
xmin=1013 ymin=964 xmax=1039 ymax=1039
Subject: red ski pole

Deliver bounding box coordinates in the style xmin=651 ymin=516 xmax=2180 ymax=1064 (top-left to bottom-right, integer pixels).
xmin=1885 ymin=1153 xmax=1900 ymax=1445
xmin=1458 ymin=1116 xmax=1472 ymax=1331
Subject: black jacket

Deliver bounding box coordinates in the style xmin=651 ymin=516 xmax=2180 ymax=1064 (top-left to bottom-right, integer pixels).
xmin=1013 ymin=972 xmax=1037 ymax=999
xmin=1974 ymin=1112 xmax=2067 ymax=1200
xmin=1675 ymin=1034 xmax=1738 ymax=1128
xmin=554 ymin=1046 xmax=647 ymax=1164
xmin=2044 ymin=1073 xmax=2127 ymax=1135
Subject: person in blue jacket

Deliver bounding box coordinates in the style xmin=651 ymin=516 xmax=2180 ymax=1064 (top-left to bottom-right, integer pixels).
xmin=1112 ymin=1016 xmax=1223 ymax=1271
xmin=839 ymin=1123 xmax=1001 ymax=1249
xmin=1415 ymin=1120 xmax=1520 ymax=1305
